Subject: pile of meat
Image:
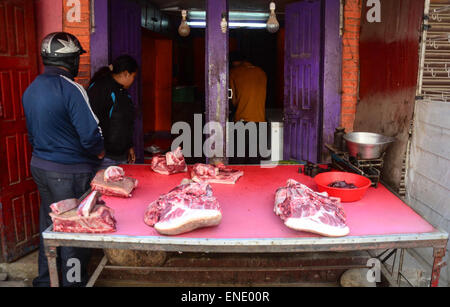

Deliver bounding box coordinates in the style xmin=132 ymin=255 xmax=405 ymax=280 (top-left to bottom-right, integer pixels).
xmin=151 ymin=147 xmax=188 ymax=175
xmin=190 ymin=163 xmax=243 ymax=184
xmin=274 ymin=179 xmax=349 ymax=237
xmin=328 ymin=181 xmax=357 ymax=189
xmin=49 ymin=191 xmax=116 ymax=233
xmin=144 ymin=182 xmax=222 ymax=235
xmin=91 ymin=166 xmax=138 ymax=197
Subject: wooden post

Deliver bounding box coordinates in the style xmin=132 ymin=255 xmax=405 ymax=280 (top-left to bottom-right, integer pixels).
xmin=205 ymin=0 xmax=229 ymax=164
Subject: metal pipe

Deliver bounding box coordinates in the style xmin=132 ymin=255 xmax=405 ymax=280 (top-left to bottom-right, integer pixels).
xmin=432 ymin=5 xmax=450 ymax=13
xmin=90 ymin=0 xmax=96 ymax=34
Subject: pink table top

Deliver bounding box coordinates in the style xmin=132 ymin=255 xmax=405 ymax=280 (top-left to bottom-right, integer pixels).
xmin=101 ymin=164 xmax=436 ymax=239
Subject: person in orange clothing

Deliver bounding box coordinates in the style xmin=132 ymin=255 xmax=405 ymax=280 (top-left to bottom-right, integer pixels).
xmin=229 ymin=51 xmax=267 ymax=123
xmin=229 ymin=51 xmax=268 ymax=164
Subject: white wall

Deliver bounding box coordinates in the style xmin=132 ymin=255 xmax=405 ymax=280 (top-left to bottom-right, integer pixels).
xmin=406 ymin=99 xmax=450 ymax=286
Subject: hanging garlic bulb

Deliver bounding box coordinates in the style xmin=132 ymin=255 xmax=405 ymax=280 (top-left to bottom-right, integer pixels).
xmin=220 ymin=13 xmax=228 ymax=34
xmin=178 ymin=10 xmax=190 ymax=37
xmin=266 ymin=2 xmax=280 ymax=33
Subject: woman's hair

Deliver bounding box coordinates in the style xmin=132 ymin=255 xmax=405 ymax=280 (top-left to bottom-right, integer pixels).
xmin=89 ymin=54 xmax=138 ymax=87
xmin=111 ymin=54 xmax=138 ymax=74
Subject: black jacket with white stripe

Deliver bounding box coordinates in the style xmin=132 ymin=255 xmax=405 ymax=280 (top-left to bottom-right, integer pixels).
xmin=87 ymin=74 xmax=135 ymax=160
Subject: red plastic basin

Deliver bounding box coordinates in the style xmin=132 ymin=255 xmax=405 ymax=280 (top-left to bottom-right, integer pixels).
xmin=314 ymin=171 xmax=372 ymax=202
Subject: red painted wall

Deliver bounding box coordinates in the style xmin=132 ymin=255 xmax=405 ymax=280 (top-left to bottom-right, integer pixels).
xmin=356 ymin=0 xmax=424 ymax=190
xmin=35 ymin=0 xmax=91 ymax=87
xmin=142 ymin=29 xmax=172 ymax=133
xmin=193 ymin=37 xmax=205 ymax=93
xmin=34 ymin=0 xmax=63 ymax=73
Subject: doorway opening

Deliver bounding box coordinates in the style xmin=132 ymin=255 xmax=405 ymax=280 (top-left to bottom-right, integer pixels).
xmin=104 ymin=0 xmax=340 ymax=165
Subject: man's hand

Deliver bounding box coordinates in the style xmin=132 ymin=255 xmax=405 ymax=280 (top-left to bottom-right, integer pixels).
xmin=128 ymin=147 xmax=136 ymax=164
xmin=97 ymin=150 xmax=105 ymax=159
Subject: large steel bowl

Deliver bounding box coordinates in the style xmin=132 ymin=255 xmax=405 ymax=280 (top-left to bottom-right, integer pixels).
xmin=343 ymin=132 xmax=395 ymax=159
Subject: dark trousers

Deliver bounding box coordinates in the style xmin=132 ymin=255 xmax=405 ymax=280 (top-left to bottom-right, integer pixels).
xmin=31 ymin=166 xmax=94 ymax=287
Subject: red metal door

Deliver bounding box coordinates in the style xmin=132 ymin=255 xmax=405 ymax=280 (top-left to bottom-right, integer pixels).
xmin=283 ymin=0 xmax=322 ymax=163
xmin=0 ymin=0 xmax=40 ymax=262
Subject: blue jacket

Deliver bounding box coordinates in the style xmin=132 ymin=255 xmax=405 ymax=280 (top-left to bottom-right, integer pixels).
xmin=22 ymin=67 xmax=104 ymax=167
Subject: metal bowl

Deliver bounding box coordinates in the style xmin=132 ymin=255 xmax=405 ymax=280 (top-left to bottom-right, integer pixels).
xmin=343 ymin=132 xmax=395 ymax=160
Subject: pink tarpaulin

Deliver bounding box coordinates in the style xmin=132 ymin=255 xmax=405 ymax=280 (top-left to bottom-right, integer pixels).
xmin=104 ymin=165 xmax=435 ymax=238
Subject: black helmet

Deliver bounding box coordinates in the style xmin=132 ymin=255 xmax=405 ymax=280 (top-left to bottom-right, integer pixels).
xmin=41 ymin=32 xmax=86 ymax=77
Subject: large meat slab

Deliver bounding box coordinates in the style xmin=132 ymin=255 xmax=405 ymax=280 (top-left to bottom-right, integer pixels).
xmin=51 ymin=205 xmax=116 ymax=233
xmin=144 ymin=182 xmax=222 ymax=235
xmin=190 ymin=163 xmax=243 ymax=184
xmin=274 ymin=179 xmax=350 ymax=237
xmin=50 ymin=192 xmax=116 ymax=233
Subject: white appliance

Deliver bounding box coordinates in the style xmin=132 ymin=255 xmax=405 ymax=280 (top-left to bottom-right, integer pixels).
xmin=270 ymin=122 xmax=283 ymax=162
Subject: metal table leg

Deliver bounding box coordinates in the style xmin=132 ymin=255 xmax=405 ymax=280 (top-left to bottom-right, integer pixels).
xmin=45 ymin=246 xmax=59 ymax=287
xmin=86 ymin=255 xmax=108 ymax=287
xmin=430 ymin=247 xmax=447 ymax=287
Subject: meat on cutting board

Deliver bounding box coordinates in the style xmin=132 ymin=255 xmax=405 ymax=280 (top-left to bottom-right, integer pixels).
xmin=274 ymin=179 xmax=349 ymax=237
xmin=50 ymin=205 xmax=116 ymax=233
xmin=144 ymin=182 xmax=222 ymax=235
xmin=91 ymin=169 xmax=138 ymax=198
xmin=50 ymin=198 xmax=79 ymax=215
xmin=151 ymin=147 xmax=187 ymax=175
xmin=190 ymin=163 xmax=243 ymax=184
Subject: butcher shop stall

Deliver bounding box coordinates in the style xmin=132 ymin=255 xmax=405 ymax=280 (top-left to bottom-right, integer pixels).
xmin=1 ymin=0 xmax=448 ymax=288
xmin=44 ymin=0 xmax=448 ymax=287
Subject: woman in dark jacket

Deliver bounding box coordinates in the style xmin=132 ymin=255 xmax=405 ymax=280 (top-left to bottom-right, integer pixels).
xmin=88 ymin=55 xmax=138 ymax=168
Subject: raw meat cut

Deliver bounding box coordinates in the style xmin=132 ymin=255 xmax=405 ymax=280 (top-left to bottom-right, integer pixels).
xmin=50 ymin=205 xmax=116 ymax=233
xmin=104 ymin=166 xmax=125 ymax=182
xmin=144 ymin=182 xmax=222 ymax=235
xmin=50 ymin=199 xmax=79 ymax=215
xmin=328 ymin=181 xmax=357 ymax=189
xmin=91 ymin=169 xmax=138 ymax=198
xmin=190 ymin=163 xmax=243 ymax=184
xmin=77 ymin=190 xmax=101 ymax=217
xmin=151 ymin=147 xmax=187 ymax=175
xmin=50 ymin=193 xmax=116 ymax=233
xmin=274 ymin=179 xmax=349 ymax=237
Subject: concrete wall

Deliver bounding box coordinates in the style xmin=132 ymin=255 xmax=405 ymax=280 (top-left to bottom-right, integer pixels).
xmin=406 ymin=100 xmax=450 ymax=286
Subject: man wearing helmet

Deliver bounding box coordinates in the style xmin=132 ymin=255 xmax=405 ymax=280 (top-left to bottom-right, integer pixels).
xmin=22 ymin=32 xmax=105 ymax=287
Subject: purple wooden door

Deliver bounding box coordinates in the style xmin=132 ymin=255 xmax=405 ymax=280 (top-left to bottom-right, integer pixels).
xmin=109 ymin=0 xmax=144 ymax=163
xmin=283 ymin=0 xmax=322 ymax=163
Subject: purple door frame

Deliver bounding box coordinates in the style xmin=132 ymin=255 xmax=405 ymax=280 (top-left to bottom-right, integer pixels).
xmin=283 ymin=0 xmax=322 ymax=163
xmin=109 ymin=0 xmax=144 ymax=163
xmin=205 ymin=0 xmax=229 ymax=163
xmin=283 ymin=0 xmax=341 ymax=163
xmin=90 ymin=0 xmax=109 ymax=76
xmin=322 ymin=0 xmax=342 ymax=162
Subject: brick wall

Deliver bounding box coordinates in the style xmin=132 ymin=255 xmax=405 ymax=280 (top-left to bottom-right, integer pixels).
xmin=62 ymin=0 xmax=91 ymax=88
xmin=341 ymin=0 xmax=362 ymax=132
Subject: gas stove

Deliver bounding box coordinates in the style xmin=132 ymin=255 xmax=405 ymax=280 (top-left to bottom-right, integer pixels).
xmin=325 ymin=144 xmax=384 ymax=188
